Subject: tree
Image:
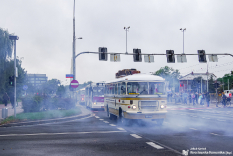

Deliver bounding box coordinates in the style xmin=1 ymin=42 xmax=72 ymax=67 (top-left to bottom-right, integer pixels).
xmin=56 ymin=85 xmax=65 ymax=97
xmin=0 ymin=28 xmax=13 ymax=70
xmin=40 ymin=79 xmax=61 ymax=95
xmin=153 ymin=66 xmax=180 ymax=90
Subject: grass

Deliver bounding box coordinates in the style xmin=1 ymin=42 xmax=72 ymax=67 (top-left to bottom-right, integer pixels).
xmin=0 ymin=107 xmax=82 ymax=125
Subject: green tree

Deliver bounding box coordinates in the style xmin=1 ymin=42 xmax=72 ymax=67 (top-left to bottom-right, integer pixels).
xmin=56 ymin=85 xmax=65 ymax=97
xmin=153 ymin=66 xmax=180 ymax=90
xmin=40 ymin=79 xmax=61 ymax=95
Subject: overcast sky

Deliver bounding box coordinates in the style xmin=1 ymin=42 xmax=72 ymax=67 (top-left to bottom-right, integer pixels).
xmin=1 ymin=0 xmax=233 ymax=85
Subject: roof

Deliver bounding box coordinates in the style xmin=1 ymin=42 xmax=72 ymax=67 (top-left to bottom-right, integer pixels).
xmin=105 ymin=74 xmax=165 ymax=84
xmin=179 ymin=73 xmax=217 ymax=81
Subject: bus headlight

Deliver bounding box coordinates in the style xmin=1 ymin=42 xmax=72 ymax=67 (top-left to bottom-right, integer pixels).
xmin=160 ymin=105 xmax=165 ymax=109
xmin=132 ymin=105 xmax=137 ymax=110
xmin=94 ymin=102 xmax=96 ymax=105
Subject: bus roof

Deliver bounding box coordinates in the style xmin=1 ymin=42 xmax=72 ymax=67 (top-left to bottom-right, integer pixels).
xmin=105 ymin=74 xmax=165 ymax=84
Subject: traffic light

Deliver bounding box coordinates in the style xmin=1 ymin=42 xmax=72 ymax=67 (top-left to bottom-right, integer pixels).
xmin=9 ymin=76 xmax=14 ymax=86
xmin=197 ymin=50 xmax=207 ymax=63
xmin=166 ymin=50 xmax=175 ymax=63
xmin=99 ymin=47 xmax=108 ymax=61
xmin=133 ymin=49 xmax=142 ymax=62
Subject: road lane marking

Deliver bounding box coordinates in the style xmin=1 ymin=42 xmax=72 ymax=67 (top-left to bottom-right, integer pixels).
xmin=210 ymin=133 xmax=219 ymax=136
xmin=130 ymin=134 xmax=142 ymax=138
xmin=177 ymin=125 xmax=185 ymax=127
xmin=99 ymin=119 xmax=104 ymax=120
xmin=146 ymin=142 xmax=164 ymax=149
xmin=109 ymin=124 xmax=116 ymax=126
xmin=95 ymin=116 xmax=100 ymax=118
xmin=0 ymin=131 xmax=127 ymax=137
xmin=103 ymin=121 xmax=109 ymax=123
xmin=189 ymin=128 xmax=197 ymax=130
xmin=117 ymin=128 xmax=125 ymax=131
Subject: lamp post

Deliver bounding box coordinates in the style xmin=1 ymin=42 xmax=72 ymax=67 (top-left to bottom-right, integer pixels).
xmin=9 ymin=35 xmax=19 ymax=118
xmin=124 ymin=26 xmax=130 ymax=54
xmin=180 ymin=28 xmax=186 ymax=54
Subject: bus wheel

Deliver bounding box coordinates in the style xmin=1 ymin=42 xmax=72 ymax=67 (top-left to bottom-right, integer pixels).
xmin=156 ymin=119 xmax=164 ymax=126
xmin=107 ymin=106 xmax=111 ymax=118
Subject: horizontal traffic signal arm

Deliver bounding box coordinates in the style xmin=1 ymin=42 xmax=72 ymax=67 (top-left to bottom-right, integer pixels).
xmin=75 ymin=51 xmax=233 ymax=58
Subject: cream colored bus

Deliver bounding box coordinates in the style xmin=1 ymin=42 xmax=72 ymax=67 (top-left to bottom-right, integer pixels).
xmin=104 ymin=74 xmax=167 ymax=125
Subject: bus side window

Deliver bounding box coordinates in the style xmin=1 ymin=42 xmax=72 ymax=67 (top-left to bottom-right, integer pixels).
xmin=121 ymin=82 xmax=126 ymax=94
xmin=118 ymin=83 xmax=121 ymax=95
xmin=115 ymin=83 xmax=117 ymax=95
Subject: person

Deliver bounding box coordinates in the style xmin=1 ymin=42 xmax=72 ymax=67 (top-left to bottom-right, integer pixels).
xmin=3 ymin=92 xmax=9 ymax=108
xmin=222 ymin=92 xmax=227 ymax=107
xmin=188 ymin=93 xmax=192 ymax=104
xmin=206 ymin=92 xmax=210 ymax=107
xmin=198 ymin=94 xmax=203 ymax=105
xmin=192 ymin=93 xmax=196 ymax=105
xmin=183 ymin=92 xmax=188 ymax=104
xmin=195 ymin=92 xmax=198 ymax=104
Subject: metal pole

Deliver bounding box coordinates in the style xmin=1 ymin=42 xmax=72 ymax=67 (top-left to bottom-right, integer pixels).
xmin=14 ymin=40 xmax=16 ymax=118
xmin=73 ymin=0 xmax=76 ymax=80
xmin=201 ymin=77 xmax=202 ymax=93
xmin=183 ymin=30 xmax=184 ymax=54
xmin=207 ymin=64 xmax=209 ymax=92
xmin=126 ymin=28 xmax=128 ymax=53
xmin=228 ymin=79 xmax=229 ymax=90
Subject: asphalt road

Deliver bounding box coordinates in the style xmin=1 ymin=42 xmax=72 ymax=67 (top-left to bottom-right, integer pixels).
xmin=0 ymin=103 xmax=232 ymax=156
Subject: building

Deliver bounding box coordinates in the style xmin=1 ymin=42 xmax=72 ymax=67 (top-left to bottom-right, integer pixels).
xmin=179 ymin=72 xmax=217 ymax=93
xmin=27 ymin=74 xmax=48 ymax=86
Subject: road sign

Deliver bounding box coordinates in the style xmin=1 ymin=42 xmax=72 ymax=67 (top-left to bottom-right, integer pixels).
xmin=23 ymin=85 xmax=28 ymax=90
xmin=66 ymin=74 xmax=74 ymax=78
xmin=71 ymin=80 xmax=79 ymax=88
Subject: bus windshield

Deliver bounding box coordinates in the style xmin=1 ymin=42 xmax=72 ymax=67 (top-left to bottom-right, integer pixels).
xmin=93 ymin=87 xmax=104 ymax=96
xmin=127 ymin=82 xmax=165 ymax=95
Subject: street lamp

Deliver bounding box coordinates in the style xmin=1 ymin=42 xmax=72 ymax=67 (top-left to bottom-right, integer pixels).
xmin=9 ymin=35 xmax=19 ymax=118
xmin=180 ymin=28 xmax=186 ymax=54
xmin=124 ymin=26 xmax=130 ymax=54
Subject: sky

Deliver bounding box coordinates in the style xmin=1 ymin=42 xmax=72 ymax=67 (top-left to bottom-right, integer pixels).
xmin=1 ymin=0 xmax=233 ymax=85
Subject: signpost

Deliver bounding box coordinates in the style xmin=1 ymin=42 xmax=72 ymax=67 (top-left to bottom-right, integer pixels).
xmin=71 ymin=80 xmax=79 ymax=88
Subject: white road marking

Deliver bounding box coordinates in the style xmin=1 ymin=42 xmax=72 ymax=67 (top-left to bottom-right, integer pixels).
xmin=130 ymin=134 xmax=142 ymax=138
xmin=210 ymin=133 xmax=219 ymax=136
xmin=189 ymin=109 xmax=195 ymax=110
xmin=0 ymin=130 xmax=127 ymax=137
xmin=189 ymin=128 xmax=197 ymax=130
xmin=109 ymin=124 xmax=116 ymax=126
xmin=177 ymin=125 xmax=185 ymax=127
xmin=99 ymin=119 xmax=104 ymax=120
xmin=146 ymin=142 xmax=164 ymax=149
xmin=191 ymin=116 xmax=197 ymax=118
xmin=117 ymin=128 xmax=125 ymax=131
xmin=95 ymin=116 xmax=100 ymax=118
xmin=103 ymin=121 xmax=109 ymax=123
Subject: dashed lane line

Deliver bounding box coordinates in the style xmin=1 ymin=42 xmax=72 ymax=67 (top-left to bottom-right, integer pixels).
xmin=95 ymin=116 xmax=100 ymax=118
xmin=189 ymin=128 xmax=197 ymax=130
xmin=109 ymin=124 xmax=116 ymax=126
xmin=103 ymin=121 xmax=109 ymax=123
xmin=99 ymin=119 xmax=104 ymax=120
xmin=217 ymin=119 xmax=226 ymax=121
xmin=210 ymin=133 xmax=220 ymax=136
xmin=130 ymin=134 xmax=142 ymax=139
xmin=117 ymin=128 xmax=125 ymax=131
xmin=146 ymin=142 xmax=164 ymax=149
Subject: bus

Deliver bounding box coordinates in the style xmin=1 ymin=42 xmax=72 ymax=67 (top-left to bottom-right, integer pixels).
xmin=104 ymin=74 xmax=167 ymax=125
xmin=85 ymin=82 xmax=105 ymax=109
xmin=77 ymin=88 xmax=86 ymax=105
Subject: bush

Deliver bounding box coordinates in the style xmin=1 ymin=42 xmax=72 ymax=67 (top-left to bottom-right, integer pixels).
xmin=22 ymin=95 xmax=43 ymax=113
xmin=22 ymin=95 xmax=76 ymax=113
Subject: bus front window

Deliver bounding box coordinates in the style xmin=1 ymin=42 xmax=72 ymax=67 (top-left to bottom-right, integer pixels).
xmin=127 ymin=82 xmax=148 ymax=95
xmin=149 ymin=82 xmax=165 ymax=95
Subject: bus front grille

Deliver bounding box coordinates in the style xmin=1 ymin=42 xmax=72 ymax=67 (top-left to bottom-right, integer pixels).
xmin=140 ymin=101 xmax=158 ymax=111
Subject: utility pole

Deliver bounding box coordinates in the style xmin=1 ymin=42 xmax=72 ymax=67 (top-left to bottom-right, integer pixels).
xmin=73 ymin=0 xmax=76 ymax=81
xmin=124 ymin=26 xmax=130 ymax=54
xmin=228 ymin=79 xmax=229 ymax=90
xmin=180 ymin=28 xmax=186 ymax=54
xmin=207 ymin=63 xmax=209 ymax=92
xmin=9 ymin=35 xmax=19 ymax=118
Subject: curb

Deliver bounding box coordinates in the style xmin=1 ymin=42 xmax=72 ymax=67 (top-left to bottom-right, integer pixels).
xmin=0 ymin=106 xmax=92 ymax=128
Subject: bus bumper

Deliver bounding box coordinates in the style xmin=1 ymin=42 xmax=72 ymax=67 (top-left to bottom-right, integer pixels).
xmin=123 ymin=111 xmax=166 ymax=119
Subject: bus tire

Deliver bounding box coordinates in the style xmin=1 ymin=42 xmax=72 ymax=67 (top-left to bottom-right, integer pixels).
xmin=156 ymin=119 xmax=164 ymax=126
xmin=119 ymin=108 xmax=128 ymax=125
